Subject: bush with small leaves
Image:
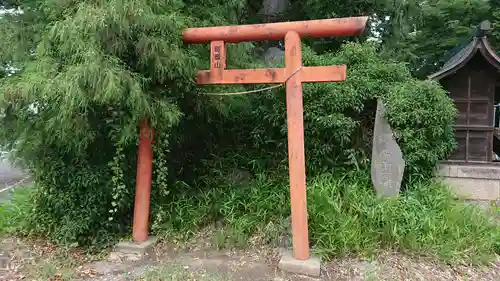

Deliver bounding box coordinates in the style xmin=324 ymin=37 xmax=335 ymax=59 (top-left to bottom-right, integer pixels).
xmin=246 ymin=42 xmax=456 ymax=179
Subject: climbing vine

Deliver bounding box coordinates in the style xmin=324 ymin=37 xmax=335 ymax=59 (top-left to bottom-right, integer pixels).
xmin=108 ymin=145 xmax=127 ymax=222
xmin=151 ymin=129 xmax=171 ymax=233
xmin=153 ymin=130 xmax=170 ymax=197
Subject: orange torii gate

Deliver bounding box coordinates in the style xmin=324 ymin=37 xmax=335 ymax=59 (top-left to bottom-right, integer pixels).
xmin=131 ymin=16 xmax=367 ymax=271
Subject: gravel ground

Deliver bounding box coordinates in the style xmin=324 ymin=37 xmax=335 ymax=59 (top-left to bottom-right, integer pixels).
xmin=2 ymin=237 xmax=499 ymax=281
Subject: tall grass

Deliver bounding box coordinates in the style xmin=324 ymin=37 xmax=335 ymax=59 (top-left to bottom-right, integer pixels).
xmin=151 ymin=173 xmax=290 ymax=247
xmin=3 ymin=174 xmax=498 ymax=264
xmin=308 ymin=171 xmax=500 ymax=263
xmin=152 ymin=170 xmax=499 ymax=264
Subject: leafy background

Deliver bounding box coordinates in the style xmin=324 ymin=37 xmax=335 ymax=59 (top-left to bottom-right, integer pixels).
xmin=0 ymin=0 xmax=498 ymax=258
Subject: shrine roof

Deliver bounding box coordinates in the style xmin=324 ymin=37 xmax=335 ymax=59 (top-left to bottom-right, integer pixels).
xmin=428 ymin=20 xmax=500 ymax=81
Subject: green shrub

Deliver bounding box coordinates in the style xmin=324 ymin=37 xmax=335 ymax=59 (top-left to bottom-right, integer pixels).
xmin=248 ymin=43 xmax=456 ymax=179
xmin=26 ymin=154 xmax=131 ymax=248
xmin=384 ymin=80 xmax=457 ymax=180
xmin=0 ymin=0 xmax=252 ymax=248
xmin=0 ymin=0 xmax=457 ymax=250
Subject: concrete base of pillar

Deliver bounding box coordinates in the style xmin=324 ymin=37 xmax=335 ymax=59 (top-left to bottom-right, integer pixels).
xmin=114 ymin=236 xmax=158 ymax=254
xmin=278 ymin=250 xmax=321 ymax=277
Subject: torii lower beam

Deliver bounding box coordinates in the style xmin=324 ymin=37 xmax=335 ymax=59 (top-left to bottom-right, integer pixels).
xmin=182 ymin=17 xmax=367 ymax=273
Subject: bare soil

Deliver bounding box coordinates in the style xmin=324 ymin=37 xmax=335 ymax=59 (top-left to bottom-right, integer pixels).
xmin=1 ymin=236 xmax=499 ymax=281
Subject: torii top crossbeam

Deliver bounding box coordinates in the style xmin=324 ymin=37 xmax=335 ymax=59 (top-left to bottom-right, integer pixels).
xmin=183 ymin=17 xmax=368 ymax=43
xmin=183 ymin=17 xmax=368 ymax=87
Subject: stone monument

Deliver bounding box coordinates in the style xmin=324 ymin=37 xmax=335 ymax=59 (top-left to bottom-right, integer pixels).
xmin=371 ymin=100 xmax=405 ymax=197
xmin=259 ymin=0 xmax=289 ymax=21
xmin=260 ymin=0 xmax=288 ymax=65
xmin=264 ymin=46 xmax=285 ymax=64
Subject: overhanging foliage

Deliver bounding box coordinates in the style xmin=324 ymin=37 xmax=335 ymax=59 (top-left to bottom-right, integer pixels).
xmin=0 ymin=0 xmax=466 ymax=247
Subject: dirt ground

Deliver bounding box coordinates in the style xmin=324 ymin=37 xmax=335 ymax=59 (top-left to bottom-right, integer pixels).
xmin=1 ymin=236 xmax=500 ymax=281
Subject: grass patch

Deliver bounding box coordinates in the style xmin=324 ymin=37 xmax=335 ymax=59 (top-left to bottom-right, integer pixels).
xmin=33 ymin=263 xmax=74 ymax=281
xmin=130 ymin=265 xmax=226 ymax=281
xmin=0 ymin=185 xmax=34 ymax=235
xmin=153 ymin=170 xmax=500 ymax=264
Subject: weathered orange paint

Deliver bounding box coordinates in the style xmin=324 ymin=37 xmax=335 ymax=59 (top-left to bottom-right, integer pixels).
xmin=285 ymin=31 xmax=309 ymax=260
xmin=183 ymin=16 xmax=368 ymax=43
xmin=196 ymin=65 xmax=346 ymax=85
xmin=132 ymin=119 xmax=154 ymax=242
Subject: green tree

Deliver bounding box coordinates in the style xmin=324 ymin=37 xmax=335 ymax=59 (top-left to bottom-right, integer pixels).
xmin=246 ymin=0 xmax=494 ymax=77
xmin=490 ymin=0 xmax=500 ymax=49
xmin=386 ymin=0 xmax=492 ymax=77
xmin=0 ymin=0 xmax=251 ymax=245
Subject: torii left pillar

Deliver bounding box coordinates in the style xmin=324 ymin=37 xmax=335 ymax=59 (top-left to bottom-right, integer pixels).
xmin=116 ymin=119 xmax=156 ymax=255
xmin=183 ymin=16 xmax=368 ymax=276
xmin=132 ymin=120 xmax=154 ymax=242
xmin=120 ymin=119 xmax=157 ymax=254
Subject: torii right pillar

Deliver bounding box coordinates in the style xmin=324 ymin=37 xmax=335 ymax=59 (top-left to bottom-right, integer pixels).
xmin=183 ymin=16 xmax=368 ymax=277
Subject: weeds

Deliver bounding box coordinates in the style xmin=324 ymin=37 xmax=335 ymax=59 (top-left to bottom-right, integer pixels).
xmin=34 ymin=263 xmax=74 ymax=281
xmin=131 ymin=265 xmax=226 ymax=281
xmin=3 ymin=172 xmax=499 ymax=265
xmin=153 ymin=170 xmax=499 ymax=264
xmin=0 ymin=186 xmax=34 ymax=235
xmin=152 ymin=173 xmax=290 ymax=246
xmin=308 ymin=170 xmax=500 ymax=263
